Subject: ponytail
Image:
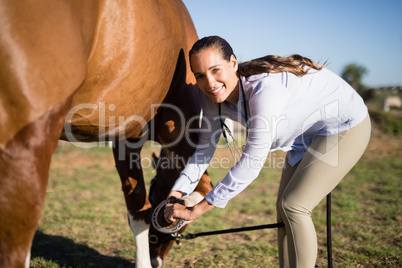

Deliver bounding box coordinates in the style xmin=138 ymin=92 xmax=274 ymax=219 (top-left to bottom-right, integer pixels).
xmin=238 ymin=54 xmax=325 ymax=77
xmin=189 ymin=36 xmax=325 ymax=77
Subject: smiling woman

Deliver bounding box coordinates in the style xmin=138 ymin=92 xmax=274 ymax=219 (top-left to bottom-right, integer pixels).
xmin=160 ymin=35 xmax=371 ymax=267
xmin=190 ymin=47 xmax=239 ymax=103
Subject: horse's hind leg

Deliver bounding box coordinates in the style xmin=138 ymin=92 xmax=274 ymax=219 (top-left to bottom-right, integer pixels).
xmin=112 ymin=139 xmax=153 ymax=268
xmin=0 ymin=95 xmax=74 ymax=268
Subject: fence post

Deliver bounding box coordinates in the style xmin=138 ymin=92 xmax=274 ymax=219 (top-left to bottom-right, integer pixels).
xmin=327 ymin=193 xmax=333 ymax=268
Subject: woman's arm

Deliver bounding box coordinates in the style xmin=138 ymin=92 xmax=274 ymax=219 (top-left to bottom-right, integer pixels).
xmin=163 ymin=100 xmax=221 ymax=222
xmin=204 ymin=76 xmax=291 ymax=208
xmin=170 ymin=105 xmax=222 ymax=195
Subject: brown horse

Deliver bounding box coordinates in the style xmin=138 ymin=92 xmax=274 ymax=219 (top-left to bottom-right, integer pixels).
xmin=0 ymin=1 xmax=212 ymax=267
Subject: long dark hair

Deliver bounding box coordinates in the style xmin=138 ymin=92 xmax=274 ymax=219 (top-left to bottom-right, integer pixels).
xmin=189 ymin=36 xmax=324 ymax=77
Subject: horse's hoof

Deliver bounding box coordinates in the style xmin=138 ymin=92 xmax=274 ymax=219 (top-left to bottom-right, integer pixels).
xmin=151 ymin=257 xmax=164 ymax=268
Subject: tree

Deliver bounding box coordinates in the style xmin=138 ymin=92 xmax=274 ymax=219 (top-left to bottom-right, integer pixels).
xmin=341 ymin=63 xmax=372 ymax=100
xmin=341 ymin=63 xmax=367 ymax=90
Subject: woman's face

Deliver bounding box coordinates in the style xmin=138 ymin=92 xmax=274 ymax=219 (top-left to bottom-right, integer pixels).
xmin=190 ymin=48 xmax=239 ymax=103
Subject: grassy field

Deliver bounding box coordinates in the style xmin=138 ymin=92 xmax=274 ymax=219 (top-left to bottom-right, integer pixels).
xmin=30 ymin=118 xmax=401 ymax=267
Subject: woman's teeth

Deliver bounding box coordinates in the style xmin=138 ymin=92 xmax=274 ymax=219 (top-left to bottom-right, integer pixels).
xmin=211 ymin=86 xmax=223 ymax=94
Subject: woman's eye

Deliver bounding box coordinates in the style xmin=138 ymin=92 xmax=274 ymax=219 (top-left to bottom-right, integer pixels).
xmin=212 ymin=68 xmax=220 ymax=73
xmin=195 ymin=74 xmax=204 ymax=80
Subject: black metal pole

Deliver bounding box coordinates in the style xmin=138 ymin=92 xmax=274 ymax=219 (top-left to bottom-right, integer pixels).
xmin=327 ymin=193 xmax=333 ymax=268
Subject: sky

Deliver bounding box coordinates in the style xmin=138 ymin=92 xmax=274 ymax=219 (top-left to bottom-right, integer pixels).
xmin=182 ymin=0 xmax=402 ymax=88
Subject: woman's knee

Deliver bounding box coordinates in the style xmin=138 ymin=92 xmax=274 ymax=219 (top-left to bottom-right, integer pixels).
xmin=279 ymin=197 xmax=312 ymax=221
xmin=276 ymin=197 xmax=285 ymax=219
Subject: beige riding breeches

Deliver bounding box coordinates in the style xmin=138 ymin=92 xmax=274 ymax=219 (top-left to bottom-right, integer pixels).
xmin=276 ymin=114 xmax=371 ymax=267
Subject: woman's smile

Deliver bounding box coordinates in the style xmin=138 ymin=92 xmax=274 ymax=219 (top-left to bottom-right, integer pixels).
xmin=210 ymin=85 xmax=224 ymax=95
xmin=190 ymin=47 xmax=239 ymax=103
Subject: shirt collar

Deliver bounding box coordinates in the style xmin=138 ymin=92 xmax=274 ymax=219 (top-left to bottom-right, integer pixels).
xmin=238 ymin=76 xmax=246 ymax=103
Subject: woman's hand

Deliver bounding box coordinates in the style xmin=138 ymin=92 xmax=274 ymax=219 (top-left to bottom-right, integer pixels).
xmin=163 ymin=193 xmax=216 ymax=223
xmin=164 ymin=191 xmax=195 ymax=222
xmin=168 ymin=190 xmax=184 ymax=199
xmin=164 ymin=202 xmax=195 ymax=222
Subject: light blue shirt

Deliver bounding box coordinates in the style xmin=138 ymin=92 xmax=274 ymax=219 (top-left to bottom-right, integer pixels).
xmin=172 ymin=68 xmax=368 ymax=208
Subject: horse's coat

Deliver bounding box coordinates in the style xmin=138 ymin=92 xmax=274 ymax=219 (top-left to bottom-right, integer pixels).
xmin=0 ymin=1 xmax=212 ymax=267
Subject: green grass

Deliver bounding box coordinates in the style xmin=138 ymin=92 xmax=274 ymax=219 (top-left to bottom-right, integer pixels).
xmin=31 ymin=145 xmax=134 ymax=268
xmin=31 ymin=130 xmax=401 ymax=267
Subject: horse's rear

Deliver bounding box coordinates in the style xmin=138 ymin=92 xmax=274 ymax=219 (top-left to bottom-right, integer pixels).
xmin=0 ymin=1 xmax=207 ymax=267
xmin=0 ymin=1 xmax=98 ymax=266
